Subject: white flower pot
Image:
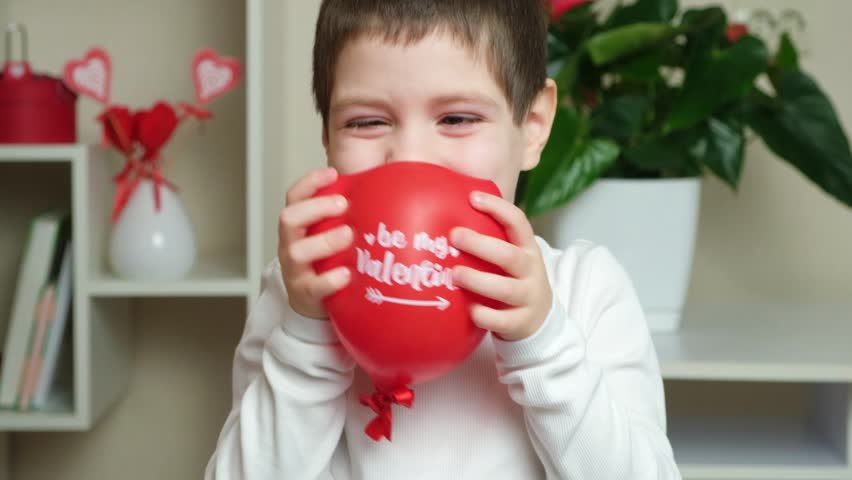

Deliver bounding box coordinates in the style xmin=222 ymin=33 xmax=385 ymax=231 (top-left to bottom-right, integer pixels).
xmin=532 ymin=178 xmax=701 ymax=332
xmin=108 ymin=178 xmax=197 ymax=280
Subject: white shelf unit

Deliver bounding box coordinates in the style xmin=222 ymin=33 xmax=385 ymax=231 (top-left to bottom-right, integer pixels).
xmin=86 ymin=253 xmax=250 ymax=298
xmin=0 ymin=142 xmax=264 ymax=434
xmin=0 ymin=4 xmax=267 ymax=477
xmin=654 ymin=303 xmax=852 ymax=480
xmin=0 ymin=0 xmax=267 ymax=442
xmin=0 ymin=2 xmax=261 ymax=478
xmin=0 ymin=145 xmax=132 ymax=431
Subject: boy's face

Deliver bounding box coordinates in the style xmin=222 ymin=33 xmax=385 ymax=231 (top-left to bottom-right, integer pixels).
xmin=323 ymin=33 xmax=556 ymax=202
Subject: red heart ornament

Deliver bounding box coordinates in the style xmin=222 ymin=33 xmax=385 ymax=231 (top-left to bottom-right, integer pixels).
xmin=97 ymin=105 xmax=133 ymax=154
xmin=192 ymin=48 xmax=242 ymax=105
xmin=309 ymin=162 xmax=508 ymax=392
xmin=137 ymin=102 xmax=178 ymax=160
xmin=63 ymin=47 xmax=111 ymax=104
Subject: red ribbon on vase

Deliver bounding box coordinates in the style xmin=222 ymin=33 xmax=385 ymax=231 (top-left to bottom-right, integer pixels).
xmin=99 ymin=103 xmax=190 ymax=223
xmin=358 ymin=384 xmax=415 ymax=442
xmin=61 ymin=46 xmax=242 ymax=224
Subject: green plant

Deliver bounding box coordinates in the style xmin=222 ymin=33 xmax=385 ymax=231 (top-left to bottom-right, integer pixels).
xmin=517 ymin=0 xmax=852 ymax=218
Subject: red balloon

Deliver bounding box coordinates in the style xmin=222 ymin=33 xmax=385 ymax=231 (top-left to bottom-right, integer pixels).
xmin=309 ymin=162 xmax=508 ymax=391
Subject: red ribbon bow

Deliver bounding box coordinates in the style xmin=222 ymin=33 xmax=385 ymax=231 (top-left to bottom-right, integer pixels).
xmin=99 ymin=102 xmax=183 ymax=223
xmin=358 ymin=385 xmax=415 ymax=442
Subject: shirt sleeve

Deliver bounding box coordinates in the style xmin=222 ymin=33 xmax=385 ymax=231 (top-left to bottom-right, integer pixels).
xmin=492 ymin=241 xmax=681 ymax=479
xmin=204 ymin=258 xmax=355 ymax=479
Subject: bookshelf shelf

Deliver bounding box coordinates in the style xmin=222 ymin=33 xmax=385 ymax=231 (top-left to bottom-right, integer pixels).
xmin=654 ymin=304 xmax=852 ymax=479
xmin=87 ymin=252 xmax=250 ymax=298
xmin=671 ymin=415 xmax=848 ymax=480
xmin=0 ymin=144 xmax=86 ymax=163
xmin=0 ymin=412 xmax=81 ymax=432
xmin=0 ymin=132 xmax=262 ymax=441
xmin=0 ymin=147 xmax=132 ymax=435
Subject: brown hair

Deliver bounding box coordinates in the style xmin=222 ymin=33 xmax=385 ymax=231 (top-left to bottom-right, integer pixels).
xmin=312 ymin=0 xmax=549 ymax=127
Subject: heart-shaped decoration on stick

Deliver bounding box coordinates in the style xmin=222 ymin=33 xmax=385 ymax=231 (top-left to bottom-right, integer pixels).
xmin=63 ymin=47 xmax=111 ymax=104
xmin=61 ymin=45 xmax=242 ymax=225
xmin=192 ymin=48 xmax=242 ymax=105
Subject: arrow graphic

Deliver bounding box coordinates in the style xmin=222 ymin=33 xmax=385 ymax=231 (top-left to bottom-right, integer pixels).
xmin=365 ymin=287 xmax=450 ymax=310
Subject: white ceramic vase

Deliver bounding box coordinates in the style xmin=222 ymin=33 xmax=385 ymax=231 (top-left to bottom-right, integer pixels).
xmin=108 ymin=178 xmax=197 ymax=280
xmin=531 ymin=178 xmax=701 ymax=332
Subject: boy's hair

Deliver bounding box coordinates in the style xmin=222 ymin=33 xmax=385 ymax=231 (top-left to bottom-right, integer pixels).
xmin=312 ymin=0 xmax=549 ymax=127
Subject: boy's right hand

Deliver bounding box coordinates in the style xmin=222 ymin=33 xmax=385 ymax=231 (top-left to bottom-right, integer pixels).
xmin=278 ymin=167 xmax=353 ymax=320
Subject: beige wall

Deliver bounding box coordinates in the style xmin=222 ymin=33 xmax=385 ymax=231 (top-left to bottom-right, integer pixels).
xmin=2 ymin=0 xmax=851 ymax=479
xmin=686 ymin=0 xmax=852 ymax=303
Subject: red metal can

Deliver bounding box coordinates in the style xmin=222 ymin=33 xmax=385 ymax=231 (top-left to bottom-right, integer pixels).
xmin=0 ymin=23 xmax=77 ymax=144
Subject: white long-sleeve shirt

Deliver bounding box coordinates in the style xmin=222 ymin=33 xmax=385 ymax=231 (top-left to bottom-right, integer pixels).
xmin=205 ymin=237 xmax=682 ymax=479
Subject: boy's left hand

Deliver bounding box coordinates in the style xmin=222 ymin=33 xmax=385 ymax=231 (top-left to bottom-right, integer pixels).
xmin=450 ymin=191 xmax=553 ymax=342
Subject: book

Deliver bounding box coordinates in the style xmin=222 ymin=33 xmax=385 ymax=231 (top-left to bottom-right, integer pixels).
xmin=18 ymin=232 xmax=72 ymax=411
xmin=17 ymin=284 xmax=56 ymax=411
xmin=32 ymin=239 xmax=74 ymax=410
xmin=0 ymin=209 xmax=71 ymax=408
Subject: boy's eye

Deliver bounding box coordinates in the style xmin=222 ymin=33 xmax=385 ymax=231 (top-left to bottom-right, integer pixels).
xmin=345 ymin=118 xmax=389 ymax=129
xmin=441 ymin=115 xmax=481 ymax=126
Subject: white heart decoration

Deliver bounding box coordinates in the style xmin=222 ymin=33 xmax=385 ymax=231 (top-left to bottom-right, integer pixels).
xmin=63 ymin=48 xmax=112 ymax=104
xmin=198 ymin=60 xmax=233 ymax=102
xmin=72 ymin=58 xmax=108 ymax=101
xmin=191 ymin=48 xmax=242 ymax=105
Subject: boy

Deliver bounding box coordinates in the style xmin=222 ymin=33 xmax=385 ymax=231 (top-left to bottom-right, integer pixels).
xmin=206 ymin=0 xmax=681 ymax=478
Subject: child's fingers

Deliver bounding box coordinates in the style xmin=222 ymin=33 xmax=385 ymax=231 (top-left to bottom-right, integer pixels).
xmin=453 ymin=266 xmax=525 ymax=307
xmin=305 ymin=266 xmax=352 ymax=300
xmin=286 ymin=167 xmax=338 ymax=206
xmin=450 ymin=227 xmax=530 ymax=279
xmin=469 ymin=191 xmax=536 ymax=249
xmin=287 ymin=225 xmax=354 ymax=265
xmin=469 ymin=303 xmax=526 ymax=339
xmin=278 ymin=194 xmax=348 ymax=244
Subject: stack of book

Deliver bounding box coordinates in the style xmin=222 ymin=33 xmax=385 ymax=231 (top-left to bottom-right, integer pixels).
xmin=0 ymin=209 xmax=74 ymax=412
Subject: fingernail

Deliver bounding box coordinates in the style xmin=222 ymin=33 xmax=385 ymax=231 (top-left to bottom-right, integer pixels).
xmin=335 ymin=195 xmax=348 ymax=209
xmin=337 ymin=225 xmax=352 ymax=239
xmin=450 ymin=228 xmax=463 ymax=244
xmin=340 ymin=268 xmax=351 ymax=280
xmin=471 ymin=191 xmax=484 ymax=205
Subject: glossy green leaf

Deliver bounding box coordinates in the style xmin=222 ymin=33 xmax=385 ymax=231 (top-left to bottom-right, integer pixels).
xmin=611 ymin=49 xmax=665 ymax=81
xmin=624 ymin=138 xmax=686 ymax=172
xmin=554 ymin=53 xmax=582 ymax=101
xmin=521 ymin=106 xmax=582 ymax=214
xmin=590 ymin=95 xmax=650 ymax=142
xmin=694 ymin=116 xmax=745 ymax=189
xmin=524 ymin=139 xmax=620 ymax=217
xmin=775 ymin=31 xmax=799 ymax=70
xmin=551 ymin=3 xmax=598 ymax=48
xmin=587 ymin=23 xmax=674 ymax=66
xmin=747 ymin=70 xmax=852 ymax=208
xmin=607 ymin=0 xmax=678 ymax=28
xmin=679 ymin=7 xmax=726 ymax=59
xmin=664 ymin=35 xmax=768 ymax=132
